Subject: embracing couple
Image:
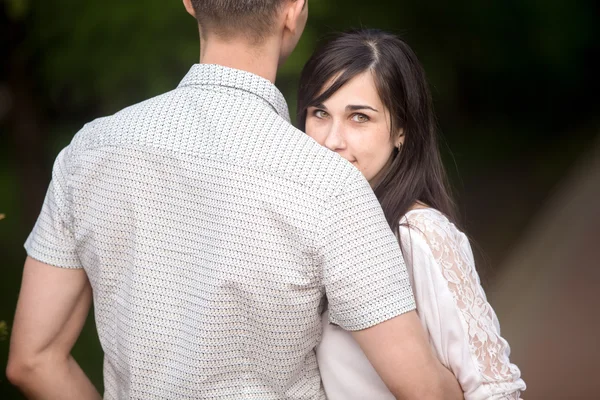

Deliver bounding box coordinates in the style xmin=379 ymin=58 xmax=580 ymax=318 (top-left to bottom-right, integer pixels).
xmin=8 ymin=1 xmax=526 ymax=399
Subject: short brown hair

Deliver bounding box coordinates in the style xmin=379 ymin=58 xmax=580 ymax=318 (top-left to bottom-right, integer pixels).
xmin=191 ymin=0 xmax=288 ymax=41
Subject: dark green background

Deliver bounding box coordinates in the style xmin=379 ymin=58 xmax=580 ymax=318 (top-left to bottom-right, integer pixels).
xmin=2 ymin=1 xmax=598 ymax=398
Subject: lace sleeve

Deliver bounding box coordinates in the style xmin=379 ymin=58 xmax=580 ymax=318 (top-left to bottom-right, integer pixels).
xmin=400 ymin=210 xmax=526 ymax=399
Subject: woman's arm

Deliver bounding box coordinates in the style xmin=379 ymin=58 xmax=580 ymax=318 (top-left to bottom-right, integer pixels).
xmin=399 ymin=210 xmax=526 ymax=400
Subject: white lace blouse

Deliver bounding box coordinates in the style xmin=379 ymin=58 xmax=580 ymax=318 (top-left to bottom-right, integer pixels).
xmin=317 ymin=208 xmax=526 ymax=399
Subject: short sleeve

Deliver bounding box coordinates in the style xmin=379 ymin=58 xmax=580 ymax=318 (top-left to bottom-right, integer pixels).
xmin=319 ymin=174 xmax=415 ymax=331
xmin=24 ymin=146 xmax=81 ymax=268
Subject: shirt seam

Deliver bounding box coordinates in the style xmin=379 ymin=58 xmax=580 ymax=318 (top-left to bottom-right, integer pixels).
xmin=180 ymin=83 xmax=286 ymax=119
xmin=71 ymin=141 xmax=337 ymax=204
xmin=68 ymin=141 xmax=348 ymax=282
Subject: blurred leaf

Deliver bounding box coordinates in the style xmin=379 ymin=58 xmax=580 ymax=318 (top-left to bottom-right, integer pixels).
xmin=4 ymin=0 xmax=30 ymax=20
xmin=0 ymin=320 xmax=8 ymax=341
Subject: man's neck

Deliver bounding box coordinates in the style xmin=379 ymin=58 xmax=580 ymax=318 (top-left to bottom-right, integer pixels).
xmin=199 ymin=37 xmax=281 ymax=83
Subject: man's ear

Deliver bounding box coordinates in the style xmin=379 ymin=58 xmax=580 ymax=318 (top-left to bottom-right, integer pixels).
xmin=183 ymin=0 xmax=196 ymax=17
xmin=283 ymin=0 xmax=307 ymax=35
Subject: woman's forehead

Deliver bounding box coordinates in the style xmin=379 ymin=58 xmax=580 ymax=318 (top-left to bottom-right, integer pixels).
xmin=318 ymin=71 xmax=383 ymax=109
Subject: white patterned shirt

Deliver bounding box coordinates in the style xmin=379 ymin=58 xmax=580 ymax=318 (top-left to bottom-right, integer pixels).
xmin=25 ymin=64 xmax=415 ymax=399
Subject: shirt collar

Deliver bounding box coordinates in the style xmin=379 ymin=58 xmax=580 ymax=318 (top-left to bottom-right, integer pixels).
xmin=178 ymin=64 xmax=290 ymax=122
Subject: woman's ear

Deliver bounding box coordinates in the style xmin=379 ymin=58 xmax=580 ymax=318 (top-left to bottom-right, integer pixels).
xmin=395 ymin=128 xmax=405 ymax=149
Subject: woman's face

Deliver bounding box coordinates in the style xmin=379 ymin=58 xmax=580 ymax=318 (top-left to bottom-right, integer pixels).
xmin=305 ymin=71 xmax=402 ymax=185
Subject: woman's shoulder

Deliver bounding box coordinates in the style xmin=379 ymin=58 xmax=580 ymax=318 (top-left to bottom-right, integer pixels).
xmin=400 ymin=207 xmax=463 ymax=238
xmin=399 ymin=208 xmax=470 ymax=259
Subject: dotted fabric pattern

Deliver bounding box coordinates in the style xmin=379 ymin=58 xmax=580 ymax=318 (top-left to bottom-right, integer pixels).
xmin=25 ymin=64 xmax=415 ymax=399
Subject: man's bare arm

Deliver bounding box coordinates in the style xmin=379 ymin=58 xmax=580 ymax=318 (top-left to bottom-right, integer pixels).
xmin=6 ymin=256 xmax=101 ymax=400
xmin=352 ymin=310 xmax=463 ymax=400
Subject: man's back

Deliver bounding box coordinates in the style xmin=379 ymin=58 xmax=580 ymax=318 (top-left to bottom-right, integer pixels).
xmin=25 ymin=65 xmax=414 ymax=399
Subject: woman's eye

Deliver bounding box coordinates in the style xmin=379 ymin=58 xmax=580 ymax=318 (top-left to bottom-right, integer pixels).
xmin=314 ymin=110 xmax=329 ymax=119
xmin=351 ymin=113 xmax=369 ymax=123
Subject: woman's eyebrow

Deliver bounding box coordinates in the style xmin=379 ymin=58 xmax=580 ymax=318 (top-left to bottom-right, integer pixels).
xmin=311 ymin=103 xmax=328 ymax=110
xmin=346 ymin=104 xmax=379 ymax=112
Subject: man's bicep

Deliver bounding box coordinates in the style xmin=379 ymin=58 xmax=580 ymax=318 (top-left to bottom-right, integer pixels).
xmin=10 ymin=256 xmax=92 ymax=360
xmin=25 ymin=146 xmax=81 ymax=268
xmin=321 ymin=178 xmax=415 ymax=330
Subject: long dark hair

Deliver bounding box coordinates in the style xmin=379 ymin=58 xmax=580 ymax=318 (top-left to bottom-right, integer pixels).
xmin=297 ymin=29 xmax=458 ymax=235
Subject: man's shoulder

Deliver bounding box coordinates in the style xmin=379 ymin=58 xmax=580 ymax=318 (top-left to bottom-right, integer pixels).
xmin=67 ymin=88 xmax=190 ymax=151
xmin=65 ymin=87 xmax=369 ymax=201
xmin=254 ymin=118 xmax=369 ymax=199
xmin=70 ymin=83 xmax=274 ymax=149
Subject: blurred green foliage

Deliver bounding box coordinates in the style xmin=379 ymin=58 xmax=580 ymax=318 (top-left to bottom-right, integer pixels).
xmin=0 ymin=321 xmax=7 ymax=342
xmin=1 ymin=1 xmax=598 ymax=398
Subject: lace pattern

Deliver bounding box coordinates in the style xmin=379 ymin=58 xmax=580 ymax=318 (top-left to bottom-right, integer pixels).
xmin=402 ymin=209 xmax=523 ymax=395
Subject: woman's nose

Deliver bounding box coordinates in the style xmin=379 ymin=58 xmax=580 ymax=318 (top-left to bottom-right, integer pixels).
xmin=323 ymin=122 xmax=345 ymax=151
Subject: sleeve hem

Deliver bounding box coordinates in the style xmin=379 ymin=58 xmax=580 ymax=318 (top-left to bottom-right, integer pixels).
xmin=24 ymin=241 xmax=82 ymax=270
xmin=330 ymin=293 xmax=416 ymax=331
